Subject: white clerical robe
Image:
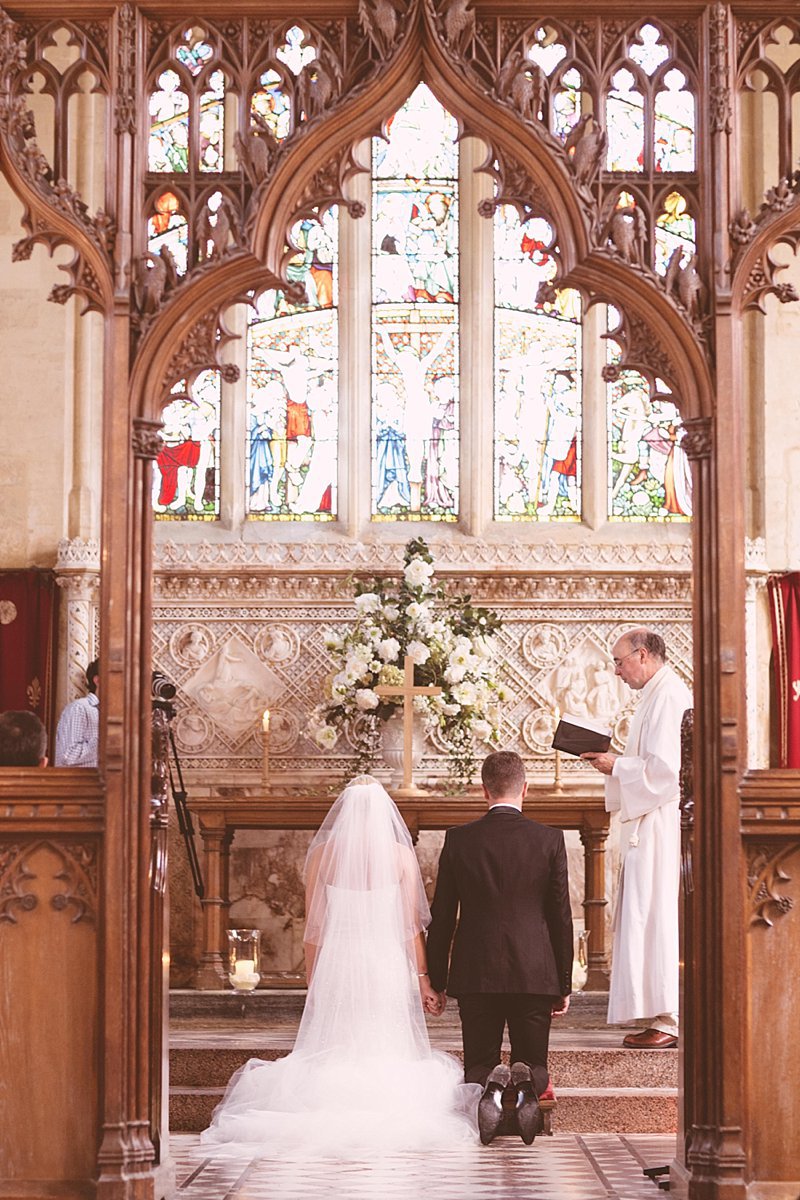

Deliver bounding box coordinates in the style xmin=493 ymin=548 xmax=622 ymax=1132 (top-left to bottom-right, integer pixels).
xmin=605 ymin=664 xmax=693 ymax=1026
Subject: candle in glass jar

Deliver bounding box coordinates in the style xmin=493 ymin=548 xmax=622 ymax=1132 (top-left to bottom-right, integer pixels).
xmin=234 ymin=958 xmax=256 ymax=980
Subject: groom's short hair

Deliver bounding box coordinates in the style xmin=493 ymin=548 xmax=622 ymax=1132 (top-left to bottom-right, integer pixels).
xmin=482 ymin=751 xmax=526 ymax=800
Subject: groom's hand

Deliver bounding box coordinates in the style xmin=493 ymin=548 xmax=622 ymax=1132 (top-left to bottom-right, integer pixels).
xmin=551 ymin=994 xmax=570 ymax=1017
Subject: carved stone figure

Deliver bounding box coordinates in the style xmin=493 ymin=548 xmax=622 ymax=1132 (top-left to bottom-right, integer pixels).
xmin=297 ymin=59 xmax=336 ymax=121
xmin=234 ymin=111 xmax=279 ymax=188
xmin=496 ymin=51 xmax=546 ymax=122
xmin=564 ymin=114 xmax=607 ymax=188
xmin=664 ymin=246 xmax=683 ymax=297
xmin=197 ymin=197 xmax=240 ymax=261
xmin=608 ymin=205 xmax=646 ymax=266
xmin=441 ymin=0 xmax=475 ymax=50
xmin=358 ymin=0 xmax=398 ymax=53
xmin=133 ymin=245 xmax=178 ymax=315
xmin=676 ymin=254 xmax=702 ymax=321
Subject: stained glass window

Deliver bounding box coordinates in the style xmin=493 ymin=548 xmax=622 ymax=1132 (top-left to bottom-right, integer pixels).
xmin=654 ymin=69 xmax=695 ymax=172
xmin=553 ymin=67 xmax=583 ymax=140
xmin=153 ymin=371 xmax=220 ymax=519
xmin=199 ymin=69 xmax=225 ymax=172
xmin=494 ymin=206 xmax=581 ymax=520
xmin=628 ymin=24 xmax=669 ymax=76
xmin=606 ymin=69 xmax=645 ymax=171
xmin=148 ymin=70 xmax=189 ymax=172
xmin=147 ymin=191 xmax=188 ymax=274
xmin=276 ymin=26 xmax=316 ymax=76
xmin=252 ymin=69 xmax=291 ymax=141
xmin=247 ymin=209 xmax=338 ymax=520
xmin=655 ymin=191 xmax=696 ymax=275
xmin=606 ymin=313 xmax=691 ymax=521
xmin=175 ymin=33 xmax=214 ymax=77
xmin=527 ymin=28 xmax=567 ymax=77
xmin=371 ymin=84 xmax=459 ymax=520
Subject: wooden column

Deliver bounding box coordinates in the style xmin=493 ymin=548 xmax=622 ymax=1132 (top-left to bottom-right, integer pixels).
xmin=580 ymin=813 xmax=611 ymax=990
xmin=194 ymin=816 xmax=230 ymax=989
xmin=96 ymin=8 xmax=159 ymax=1197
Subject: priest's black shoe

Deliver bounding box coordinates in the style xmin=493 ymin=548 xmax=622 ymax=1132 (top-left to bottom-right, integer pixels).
xmin=510 ymin=1061 xmax=544 ymax=1145
xmin=478 ymin=1064 xmax=511 ymax=1145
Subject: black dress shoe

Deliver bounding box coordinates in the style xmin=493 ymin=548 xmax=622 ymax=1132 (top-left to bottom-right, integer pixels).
xmin=510 ymin=1061 xmax=543 ymax=1145
xmin=478 ymin=1064 xmax=511 ymax=1145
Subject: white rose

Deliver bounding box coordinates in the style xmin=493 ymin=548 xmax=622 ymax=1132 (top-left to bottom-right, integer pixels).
xmin=313 ymin=725 xmax=338 ymax=749
xmin=331 ymin=674 xmax=349 ymax=698
xmin=404 ymin=558 xmax=435 ymax=588
xmin=452 ymin=681 xmax=477 ymax=706
xmin=444 ymin=664 xmax=467 ymax=685
xmin=355 ymin=688 xmax=380 ymax=711
xmin=472 ymin=635 xmax=496 ymax=660
xmin=472 ymin=719 xmax=493 ymax=742
xmin=354 ymin=592 xmax=382 ymax=613
xmin=407 ymin=640 xmax=430 ymax=665
xmin=378 ymin=637 xmax=401 ymax=663
xmin=323 ymin=630 xmax=343 ymax=651
xmin=383 ymin=604 xmax=400 ymax=621
xmin=454 ymin=635 xmax=472 ymax=655
xmin=442 ymin=702 xmax=461 ymax=717
xmin=406 ymin=601 xmax=423 ymax=621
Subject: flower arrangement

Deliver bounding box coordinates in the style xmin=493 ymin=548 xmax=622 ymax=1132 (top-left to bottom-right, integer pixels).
xmin=310 ymin=538 xmax=508 ymax=788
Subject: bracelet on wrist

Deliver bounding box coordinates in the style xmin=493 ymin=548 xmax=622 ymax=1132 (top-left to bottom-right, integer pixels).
xmin=417 ymin=971 xmax=429 ymax=977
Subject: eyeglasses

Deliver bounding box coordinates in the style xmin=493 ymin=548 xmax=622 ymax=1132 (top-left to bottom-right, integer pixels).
xmin=612 ymin=648 xmax=644 ymax=668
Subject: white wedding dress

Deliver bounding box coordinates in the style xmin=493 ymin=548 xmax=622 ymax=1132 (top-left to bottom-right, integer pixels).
xmin=201 ymin=777 xmax=480 ymax=1157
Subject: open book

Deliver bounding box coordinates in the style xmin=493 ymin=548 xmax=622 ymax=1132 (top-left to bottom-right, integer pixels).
xmin=552 ymin=713 xmax=612 ymax=757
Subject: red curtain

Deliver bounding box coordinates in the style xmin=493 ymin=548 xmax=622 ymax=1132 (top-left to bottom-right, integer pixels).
xmin=0 ymin=569 xmax=60 ymax=744
xmin=768 ymin=572 xmax=800 ymax=768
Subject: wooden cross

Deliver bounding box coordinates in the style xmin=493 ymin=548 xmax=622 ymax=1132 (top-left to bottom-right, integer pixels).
xmin=375 ymin=654 xmax=442 ymax=796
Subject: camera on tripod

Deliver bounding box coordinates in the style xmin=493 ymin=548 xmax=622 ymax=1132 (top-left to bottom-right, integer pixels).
xmin=150 ymin=668 xmax=204 ymax=899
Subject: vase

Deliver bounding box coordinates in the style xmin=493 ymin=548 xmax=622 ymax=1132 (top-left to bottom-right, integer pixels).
xmin=379 ymin=710 xmax=426 ymax=789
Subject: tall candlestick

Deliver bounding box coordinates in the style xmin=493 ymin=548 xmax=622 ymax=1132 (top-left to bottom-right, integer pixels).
xmin=553 ymin=706 xmax=563 ymax=792
xmin=262 ymin=709 xmax=270 ymax=791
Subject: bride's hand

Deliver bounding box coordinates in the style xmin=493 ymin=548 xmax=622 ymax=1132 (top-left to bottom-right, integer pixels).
xmin=419 ymin=976 xmax=445 ymax=1015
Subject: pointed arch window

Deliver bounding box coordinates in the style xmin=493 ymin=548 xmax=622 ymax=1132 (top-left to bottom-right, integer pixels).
xmin=147 ymin=60 xmax=693 ymax=531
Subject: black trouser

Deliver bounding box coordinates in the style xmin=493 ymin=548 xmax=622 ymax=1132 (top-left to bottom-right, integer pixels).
xmin=457 ymin=992 xmax=553 ymax=1091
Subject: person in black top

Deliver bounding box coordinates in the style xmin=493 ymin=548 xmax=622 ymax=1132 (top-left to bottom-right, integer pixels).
xmin=426 ymin=750 xmax=573 ymax=1143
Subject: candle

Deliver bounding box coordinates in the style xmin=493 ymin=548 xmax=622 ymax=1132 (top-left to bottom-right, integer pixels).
xmin=230 ymin=957 xmax=258 ymax=991
xmin=262 ymin=709 xmax=270 ymax=790
xmin=553 ymin=706 xmax=563 ymax=792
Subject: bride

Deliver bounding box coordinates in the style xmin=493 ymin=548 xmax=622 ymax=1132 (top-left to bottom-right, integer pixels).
xmin=201 ymin=775 xmax=480 ymax=1155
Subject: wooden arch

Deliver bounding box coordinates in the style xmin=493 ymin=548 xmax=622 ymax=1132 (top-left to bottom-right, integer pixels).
xmin=130 ymin=0 xmax=713 ymax=424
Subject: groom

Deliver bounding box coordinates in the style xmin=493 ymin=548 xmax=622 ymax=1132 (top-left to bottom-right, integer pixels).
xmin=426 ymin=750 xmax=573 ymax=1144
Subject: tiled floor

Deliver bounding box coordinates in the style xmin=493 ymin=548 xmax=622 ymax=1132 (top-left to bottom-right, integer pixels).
xmin=171 ymin=1132 xmax=675 ymax=1199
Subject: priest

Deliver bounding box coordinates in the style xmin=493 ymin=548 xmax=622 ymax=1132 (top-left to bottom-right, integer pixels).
xmin=582 ymin=628 xmax=692 ymax=1049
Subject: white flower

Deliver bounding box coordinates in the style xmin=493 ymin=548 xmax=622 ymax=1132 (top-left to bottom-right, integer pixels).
xmin=406 ymin=601 xmax=423 ymax=621
xmin=383 ymin=604 xmax=400 ymax=621
xmin=313 ymin=725 xmax=338 ymax=749
xmin=472 ymin=719 xmax=493 ymax=742
xmin=454 ymin=635 xmax=472 ymax=655
xmin=324 ymin=629 xmax=343 ymax=651
xmin=442 ymin=702 xmax=461 ymax=717
xmin=444 ymin=664 xmax=467 ymax=685
xmin=354 ymin=592 xmax=382 ymax=613
xmin=378 ymin=637 xmax=401 ymax=662
xmin=404 ymin=558 xmax=435 ymax=589
xmin=452 ymin=681 xmax=477 ymax=706
xmin=407 ymin=640 xmax=430 ymax=665
xmin=355 ymin=688 xmax=380 ymax=711
xmin=472 ymin=634 xmax=496 ymax=660
xmin=331 ymin=673 xmax=350 ymax=699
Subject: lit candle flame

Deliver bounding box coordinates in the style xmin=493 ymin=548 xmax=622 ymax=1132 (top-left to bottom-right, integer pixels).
xmin=262 ymin=709 xmax=271 ymax=732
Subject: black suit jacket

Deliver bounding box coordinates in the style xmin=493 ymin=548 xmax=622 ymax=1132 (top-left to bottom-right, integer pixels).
xmin=426 ymin=806 xmax=573 ymax=998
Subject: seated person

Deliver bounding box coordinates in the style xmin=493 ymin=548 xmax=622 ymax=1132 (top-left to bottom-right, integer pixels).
xmin=0 ymin=710 xmax=48 ymax=766
xmin=55 ymin=660 xmax=99 ymax=767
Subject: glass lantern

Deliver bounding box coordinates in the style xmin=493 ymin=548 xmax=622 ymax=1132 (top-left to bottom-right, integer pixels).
xmin=227 ymin=928 xmax=261 ymax=992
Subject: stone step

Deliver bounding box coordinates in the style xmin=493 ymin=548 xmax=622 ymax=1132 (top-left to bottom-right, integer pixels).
xmin=169 ymin=1044 xmax=677 ymax=1090
xmin=169 ymin=1084 xmax=678 ymax=1135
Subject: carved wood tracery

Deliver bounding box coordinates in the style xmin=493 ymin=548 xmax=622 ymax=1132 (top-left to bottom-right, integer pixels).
xmin=0 ymin=839 xmax=99 ymax=925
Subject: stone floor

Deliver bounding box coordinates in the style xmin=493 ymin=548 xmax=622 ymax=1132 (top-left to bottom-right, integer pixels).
xmin=171 ymin=1132 xmax=676 ymax=1199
